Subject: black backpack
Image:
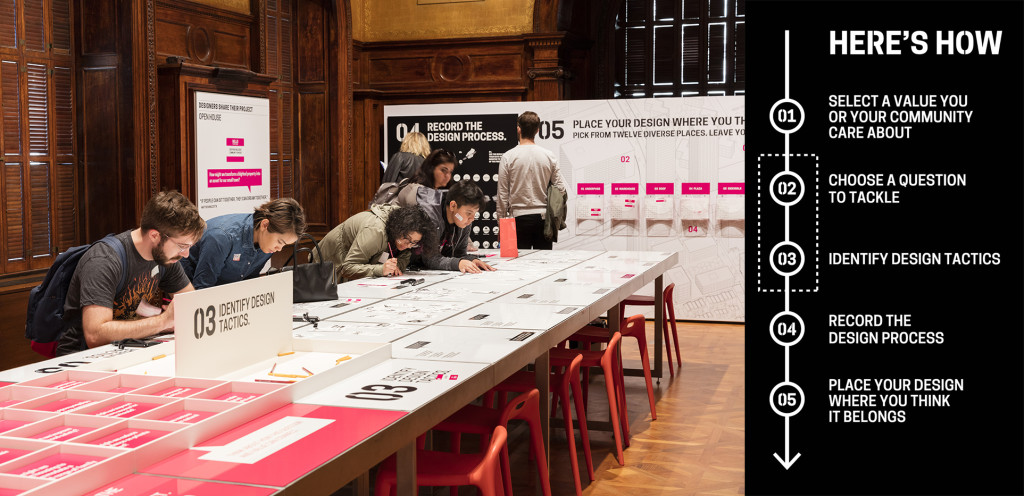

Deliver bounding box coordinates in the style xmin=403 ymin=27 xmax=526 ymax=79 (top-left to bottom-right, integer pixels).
xmin=370 ymin=177 xmax=412 ymax=207
xmin=25 ymin=235 xmax=129 ymax=358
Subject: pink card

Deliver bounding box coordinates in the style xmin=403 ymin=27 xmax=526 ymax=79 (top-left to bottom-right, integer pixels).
xmin=149 ymin=386 xmax=205 ymax=398
xmin=30 ymin=425 xmax=96 ymax=442
xmin=211 ymin=392 xmax=261 ymax=403
xmin=142 ymin=404 xmax=405 ymax=487
xmin=83 ymin=474 xmax=275 ymax=496
xmin=88 ymin=401 xmax=162 ymax=418
xmin=34 ymin=398 xmax=95 ymax=413
xmin=87 ymin=428 xmax=171 ymax=448
xmin=0 ymin=400 xmax=23 ymax=408
xmin=0 ymin=448 xmax=31 ymax=464
xmin=157 ymin=410 xmax=219 ymax=424
xmin=9 ymin=454 xmax=104 ymax=479
xmin=49 ymin=381 xmax=87 ymax=390
xmin=0 ymin=420 xmax=29 ymax=434
xmin=108 ymin=387 xmax=138 ymax=394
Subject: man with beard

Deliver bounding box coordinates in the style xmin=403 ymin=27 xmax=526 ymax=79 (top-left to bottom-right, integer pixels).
xmin=55 ymin=191 xmax=206 ymax=355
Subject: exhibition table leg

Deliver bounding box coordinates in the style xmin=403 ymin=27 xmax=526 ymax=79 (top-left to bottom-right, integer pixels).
xmin=397 ymin=442 xmax=416 ymax=496
xmin=356 ymin=472 xmax=370 ymax=496
xmin=654 ymin=275 xmax=665 ymax=383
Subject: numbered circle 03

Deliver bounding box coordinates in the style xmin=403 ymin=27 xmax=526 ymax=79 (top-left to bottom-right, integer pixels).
xmin=770 ymin=382 xmax=805 ymax=417
xmin=770 ymin=311 xmax=805 ymax=346
xmin=769 ymin=170 xmax=805 ymax=207
xmin=770 ymin=99 xmax=805 ymax=134
xmin=769 ymin=241 xmax=805 ymax=277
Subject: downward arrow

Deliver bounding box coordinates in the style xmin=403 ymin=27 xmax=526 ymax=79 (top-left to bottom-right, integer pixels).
xmin=773 ymin=416 xmax=801 ymax=469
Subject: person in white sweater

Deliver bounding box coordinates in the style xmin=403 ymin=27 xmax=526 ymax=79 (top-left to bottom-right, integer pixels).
xmin=496 ymin=111 xmax=567 ymax=249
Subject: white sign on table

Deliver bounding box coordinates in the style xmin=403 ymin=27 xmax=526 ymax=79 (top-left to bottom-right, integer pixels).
xmin=174 ymin=273 xmax=292 ymax=378
xmin=440 ymin=302 xmax=585 ymax=330
xmin=292 ymin=297 xmax=380 ymax=321
xmin=339 ymin=300 xmax=481 ymax=326
xmin=194 ymin=91 xmax=270 ymax=219
xmin=296 ymin=359 xmax=488 ymax=411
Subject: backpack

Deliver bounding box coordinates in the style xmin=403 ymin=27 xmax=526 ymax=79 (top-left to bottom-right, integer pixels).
xmin=24 ymin=235 xmax=129 ymax=358
xmin=370 ymin=177 xmax=413 ymax=207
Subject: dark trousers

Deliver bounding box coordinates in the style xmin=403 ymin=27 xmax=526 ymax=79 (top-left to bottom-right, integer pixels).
xmin=514 ymin=214 xmax=552 ymax=250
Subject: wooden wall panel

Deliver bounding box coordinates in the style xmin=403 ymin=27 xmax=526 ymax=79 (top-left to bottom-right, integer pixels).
xmin=297 ymin=91 xmax=328 ymax=230
xmin=212 ymin=28 xmax=250 ymax=67
xmin=80 ymin=0 xmax=117 ymax=54
xmin=153 ymin=3 xmax=253 ymax=69
xmin=80 ymin=67 xmax=124 ymax=238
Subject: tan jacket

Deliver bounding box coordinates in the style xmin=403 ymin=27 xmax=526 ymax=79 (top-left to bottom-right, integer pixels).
xmin=314 ymin=205 xmax=411 ymax=281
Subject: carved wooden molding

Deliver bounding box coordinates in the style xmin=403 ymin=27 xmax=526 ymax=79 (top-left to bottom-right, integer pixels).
xmin=527 ymin=66 xmax=570 ymax=80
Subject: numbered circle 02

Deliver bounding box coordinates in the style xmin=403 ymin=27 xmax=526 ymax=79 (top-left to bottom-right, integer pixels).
xmin=770 ymin=311 xmax=805 ymax=346
xmin=770 ymin=382 xmax=805 ymax=417
xmin=769 ymin=241 xmax=804 ymax=277
xmin=769 ymin=99 xmax=805 ymax=134
xmin=769 ymin=171 xmax=805 ymax=206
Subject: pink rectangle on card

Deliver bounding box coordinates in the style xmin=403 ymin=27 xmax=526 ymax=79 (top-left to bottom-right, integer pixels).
xmin=31 ymin=425 xmax=96 ymax=442
xmin=225 ymin=156 xmax=245 ymax=163
xmin=612 ymin=183 xmax=639 ymax=195
xmin=10 ymin=454 xmax=105 ymax=479
xmin=646 ymin=183 xmax=674 ymax=195
xmin=0 ymin=448 xmax=31 ymax=465
xmin=682 ymin=182 xmax=711 ymax=194
xmin=90 ymin=401 xmax=162 ymax=418
xmin=88 ymin=428 xmax=171 ymax=448
xmin=226 ymin=138 xmax=245 ymax=146
xmin=0 ymin=420 xmax=29 ymax=434
xmin=577 ymin=183 xmax=604 ymax=195
xmin=207 ymin=169 xmax=262 ymax=190
xmin=718 ymin=183 xmax=745 ymax=194
xmin=158 ymin=410 xmax=219 ymax=424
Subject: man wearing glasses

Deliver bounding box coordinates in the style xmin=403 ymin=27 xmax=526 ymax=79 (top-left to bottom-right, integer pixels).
xmin=55 ymin=191 xmax=206 ymax=356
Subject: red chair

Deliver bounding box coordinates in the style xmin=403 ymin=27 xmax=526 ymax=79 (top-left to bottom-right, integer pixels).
xmin=489 ymin=354 xmax=594 ymax=496
xmin=375 ymin=425 xmax=508 ymax=496
xmin=570 ymin=314 xmax=654 ymax=444
xmin=549 ymin=332 xmax=626 ymax=466
xmin=619 ymin=283 xmax=682 ymax=377
xmin=434 ymin=389 xmax=552 ymax=496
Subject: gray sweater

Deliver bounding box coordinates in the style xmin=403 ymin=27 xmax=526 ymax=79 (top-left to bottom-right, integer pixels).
xmin=496 ymin=144 xmax=567 ymax=218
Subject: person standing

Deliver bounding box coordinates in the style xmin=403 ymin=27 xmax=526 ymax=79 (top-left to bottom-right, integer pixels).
xmin=496 ymin=111 xmax=567 ymax=250
xmin=382 ymin=132 xmax=431 ymax=184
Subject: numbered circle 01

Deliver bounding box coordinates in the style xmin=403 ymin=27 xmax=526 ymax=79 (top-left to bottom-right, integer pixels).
xmin=769 ymin=241 xmax=805 ymax=277
xmin=769 ymin=99 xmax=805 ymax=134
xmin=770 ymin=171 xmax=805 ymax=206
xmin=770 ymin=382 xmax=805 ymax=417
xmin=770 ymin=311 xmax=805 ymax=346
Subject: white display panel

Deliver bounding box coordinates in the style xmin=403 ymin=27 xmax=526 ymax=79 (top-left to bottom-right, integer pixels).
xmin=194 ymin=92 xmax=271 ymax=219
xmin=296 ymin=359 xmax=488 ymax=411
xmin=391 ymin=326 xmax=541 ymax=363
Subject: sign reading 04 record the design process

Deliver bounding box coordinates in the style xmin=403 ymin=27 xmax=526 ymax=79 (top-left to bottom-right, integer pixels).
xmin=745 ymin=1 xmax=1023 ymax=495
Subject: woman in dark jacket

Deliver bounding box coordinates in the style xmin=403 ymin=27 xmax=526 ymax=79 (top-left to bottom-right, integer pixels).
xmin=382 ymin=132 xmax=430 ymax=184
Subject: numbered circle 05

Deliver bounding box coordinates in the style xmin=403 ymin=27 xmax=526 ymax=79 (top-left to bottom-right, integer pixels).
xmin=770 ymin=311 xmax=805 ymax=346
xmin=770 ymin=382 xmax=805 ymax=417
xmin=770 ymin=171 xmax=805 ymax=206
xmin=769 ymin=241 xmax=805 ymax=277
xmin=770 ymin=99 xmax=805 ymax=134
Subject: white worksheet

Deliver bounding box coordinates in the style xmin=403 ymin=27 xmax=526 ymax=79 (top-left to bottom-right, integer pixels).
xmin=293 ymin=321 xmax=424 ymax=343
xmin=446 ymin=269 xmax=551 ymax=285
xmin=393 ymin=282 xmax=521 ymax=302
xmin=440 ymin=302 xmax=585 ymax=330
xmin=338 ymin=300 xmax=481 ymax=326
xmin=391 ymin=326 xmax=542 ymax=363
xmin=293 ymin=297 xmax=380 ymax=321
xmin=494 ymin=282 xmax=619 ymax=306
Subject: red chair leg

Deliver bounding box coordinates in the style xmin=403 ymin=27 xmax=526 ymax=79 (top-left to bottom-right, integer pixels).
xmin=662 ymin=315 xmax=675 ymax=377
xmin=634 ymin=329 xmax=658 ymax=420
xmin=558 ymin=377 xmax=583 ymax=496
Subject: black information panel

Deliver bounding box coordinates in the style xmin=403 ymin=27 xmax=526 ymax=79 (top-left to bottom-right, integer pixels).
xmin=745 ymin=1 xmax=1023 ymax=494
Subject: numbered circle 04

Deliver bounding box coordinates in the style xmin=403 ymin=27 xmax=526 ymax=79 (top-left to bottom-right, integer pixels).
xmin=770 ymin=311 xmax=805 ymax=346
xmin=769 ymin=241 xmax=805 ymax=277
xmin=769 ymin=171 xmax=805 ymax=206
xmin=770 ymin=382 xmax=805 ymax=417
xmin=770 ymin=99 xmax=805 ymax=134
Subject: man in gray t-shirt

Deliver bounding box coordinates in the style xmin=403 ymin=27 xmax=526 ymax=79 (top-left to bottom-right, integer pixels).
xmin=57 ymin=191 xmax=206 ymax=356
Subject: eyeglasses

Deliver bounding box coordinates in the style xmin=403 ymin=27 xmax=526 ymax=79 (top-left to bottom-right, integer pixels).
xmin=401 ymin=234 xmax=421 ymax=249
xmin=159 ymin=232 xmax=194 ymax=254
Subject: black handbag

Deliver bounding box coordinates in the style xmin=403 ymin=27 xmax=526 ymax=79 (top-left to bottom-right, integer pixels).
xmin=276 ymin=233 xmax=338 ymax=303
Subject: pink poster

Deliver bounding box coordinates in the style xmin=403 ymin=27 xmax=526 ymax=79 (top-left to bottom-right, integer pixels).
xmin=83 ymin=474 xmax=276 ymax=496
xmin=142 ymin=404 xmax=405 ymax=486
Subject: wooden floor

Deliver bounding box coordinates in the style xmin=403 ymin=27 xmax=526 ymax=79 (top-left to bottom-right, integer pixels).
xmin=358 ymin=321 xmax=746 ymax=496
